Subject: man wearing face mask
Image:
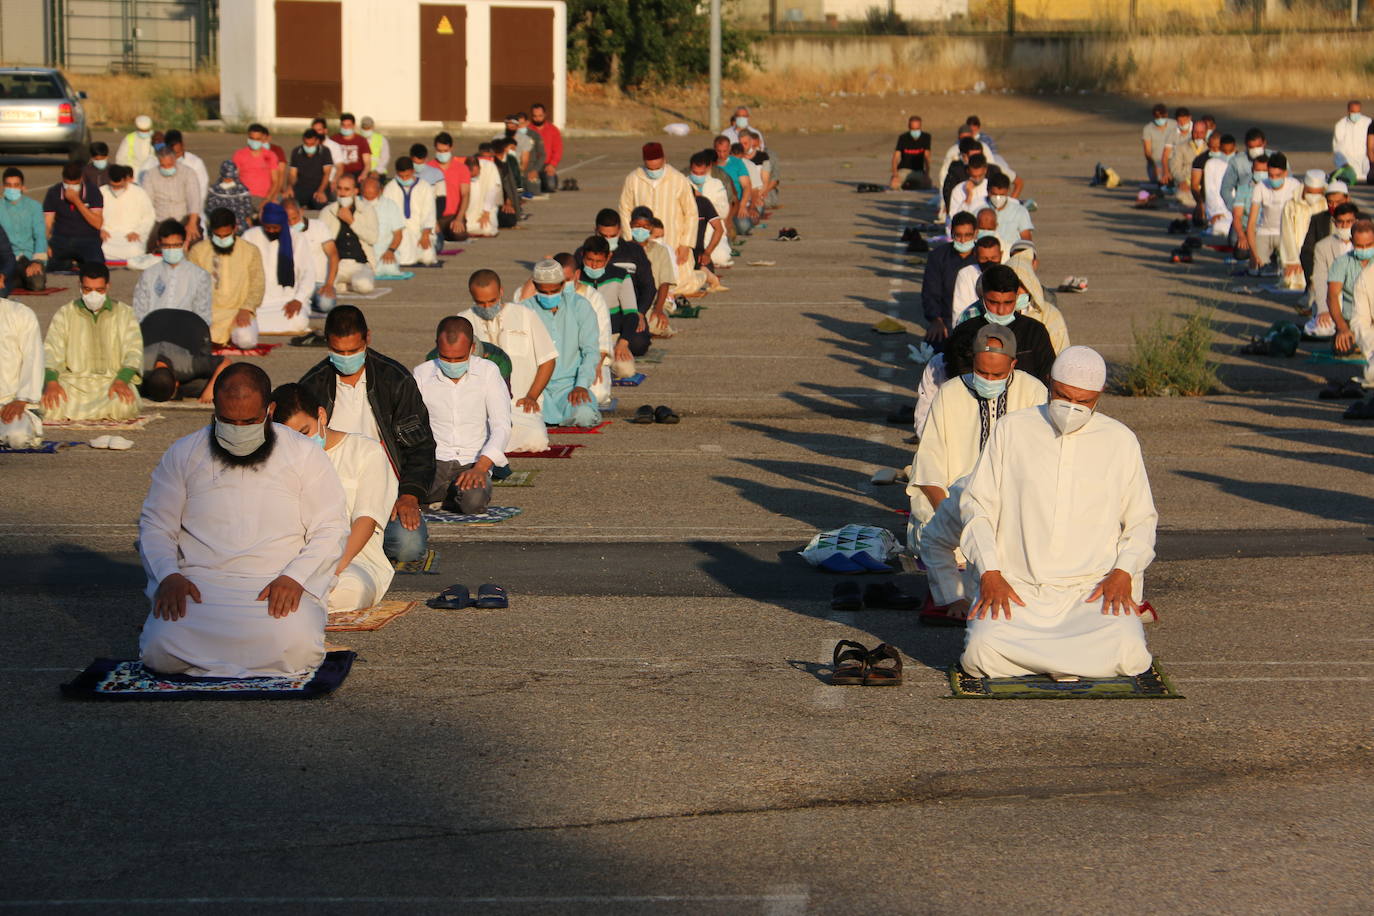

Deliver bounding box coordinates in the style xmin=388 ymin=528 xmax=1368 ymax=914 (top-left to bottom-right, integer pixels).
xmin=40 ymin=262 xmax=142 ymax=421
xmin=1246 ymin=152 xmax=1301 ymax=275
xmin=687 ymin=151 xmax=732 ymax=269
xmin=458 ymin=270 xmax=557 ymax=455
xmin=950 ymin=234 xmax=1003 ymax=322
xmin=1200 ymin=133 xmax=1236 ymax=237
xmin=243 ymin=202 xmax=315 ymax=336
xmin=1141 ymin=103 xmax=1174 ymax=186
xmin=132 ymin=220 xmax=212 ymax=325
xmin=319 ymin=174 xmax=377 ymax=295
xmin=329 ymin=113 xmax=371 ymax=183
xmin=428 ymin=132 xmax=471 ymax=241
xmin=618 ymin=143 xmax=696 ymax=283
xmin=586 ymin=208 xmax=655 ymax=313
xmin=288 ymin=129 xmax=334 ymax=210
xmin=359 ymin=176 xmax=405 ymax=279
xmin=298 ymin=306 xmax=436 ymax=562
xmin=43 ymin=161 xmax=104 ymax=272
xmin=0 ymin=295 xmax=45 ymax=448
xmin=0 ymin=168 xmax=48 ymax=294
xmin=920 ymin=211 xmax=979 ymax=348
xmin=890 ymin=115 xmax=932 ymax=190
xmin=1220 ymin=127 xmax=1269 ymax=215
xmin=231 ymin=124 xmax=283 ymax=209
xmin=137 ymin=362 xmax=349 ymax=678
xmin=116 ymin=114 xmax=156 ymax=171
xmin=1299 ymin=179 xmax=1349 ymax=284
xmin=462 ymin=150 xmax=502 ymax=239
xmin=986 ymin=173 xmax=1032 ymax=250
xmin=83 ymin=141 xmax=112 ymax=188
xmin=1328 ymin=219 xmax=1374 ymax=371
xmin=576 ymin=236 xmax=648 ymax=382
xmin=722 ymin=105 xmax=766 ymax=150
xmin=382 ymin=157 xmax=440 ymax=261
xmin=958 ymin=346 xmax=1158 ymax=680
xmin=943 ymin=263 xmax=1056 ymax=384
xmin=909 ymin=325 xmax=1047 ymax=542
xmin=1332 ymin=100 xmax=1371 ymax=184
xmin=528 ymin=103 xmax=563 ymax=194
xmin=189 ymin=208 xmax=264 ymax=349
xmin=1306 ymin=201 xmax=1358 ymax=337
xmin=98 ymin=165 xmax=156 ymax=263
xmin=520 ymin=259 xmax=601 ymax=429
xmin=411 ymin=316 xmax=512 ymax=516
xmin=282 ymin=198 xmax=337 ymax=317
xmin=1278 ymin=170 xmax=1331 ymax=289
xmin=140 ymin=147 xmax=201 ymax=247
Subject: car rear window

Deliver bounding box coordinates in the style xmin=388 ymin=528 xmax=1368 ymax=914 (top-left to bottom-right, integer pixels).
xmin=0 ymin=73 xmax=65 ymax=100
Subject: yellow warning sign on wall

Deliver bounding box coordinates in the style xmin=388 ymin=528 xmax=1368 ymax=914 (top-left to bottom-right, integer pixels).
xmin=436 ymin=15 xmax=454 ymax=34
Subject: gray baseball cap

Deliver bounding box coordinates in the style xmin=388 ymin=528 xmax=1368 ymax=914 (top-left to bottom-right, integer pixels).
xmin=973 ymin=323 xmax=1016 ymax=356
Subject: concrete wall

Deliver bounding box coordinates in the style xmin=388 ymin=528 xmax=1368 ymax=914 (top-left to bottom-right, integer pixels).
xmin=1018 ymin=0 xmax=1224 ymax=18
xmin=220 ymin=0 xmax=566 ymax=130
xmin=0 ymin=0 xmax=49 ymax=66
xmin=735 ymin=0 xmax=967 ymax=26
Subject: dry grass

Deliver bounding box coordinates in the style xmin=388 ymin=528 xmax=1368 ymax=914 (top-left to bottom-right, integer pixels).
xmin=65 ymin=70 xmax=219 ymax=129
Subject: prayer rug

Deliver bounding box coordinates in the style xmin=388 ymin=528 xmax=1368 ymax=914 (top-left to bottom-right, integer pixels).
xmin=344 ymin=287 xmax=394 ymax=300
xmin=154 ymin=399 xmax=213 ymax=410
xmin=60 ymin=651 xmax=356 ymax=701
xmin=326 ymin=600 xmax=416 ymax=632
xmin=547 ymin=420 xmax=611 ymax=434
xmin=43 ymin=414 xmax=162 ymax=431
xmin=637 ymin=349 xmax=667 ymax=364
xmin=374 ymin=271 xmax=416 ymax=281
xmin=411 ymin=261 xmax=445 ymax=269
xmin=0 ymin=440 xmax=83 ymax=454
xmin=1306 ymin=351 xmax=1368 ymax=366
xmin=421 ymin=506 xmax=522 ymax=525
xmin=104 ymin=260 xmax=128 ymax=267
xmin=212 ymin=343 xmax=281 ymax=356
xmin=493 ymin=469 xmax=540 ymax=487
xmin=10 ymin=286 xmax=68 ymax=297
xmin=672 ymin=304 xmax=706 ymax=318
xmin=506 ymin=444 xmax=582 ymax=459
xmin=947 ymin=659 xmax=1183 ymax=700
xmin=440 ymin=248 xmax=464 ymax=256
xmin=392 ymin=550 xmax=439 ymax=574
xmin=613 ymin=373 xmax=646 ymax=386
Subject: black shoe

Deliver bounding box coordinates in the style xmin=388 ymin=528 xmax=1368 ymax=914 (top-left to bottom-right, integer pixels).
xmin=887 ymin=404 xmax=915 ymax=425
xmin=905 ymin=232 xmax=929 ymax=253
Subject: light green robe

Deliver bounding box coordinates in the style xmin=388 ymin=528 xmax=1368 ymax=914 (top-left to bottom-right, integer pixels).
xmin=43 ymin=298 xmax=143 ymax=421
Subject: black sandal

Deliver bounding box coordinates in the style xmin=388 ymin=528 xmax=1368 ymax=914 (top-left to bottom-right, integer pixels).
xmin=831 ymin=582 xmax=863 ymax=611
xmin=863 ymin=581 xmax=922 ymax=610
xmin=630 ymin=405 xmax=655 ymax=424
xmin=653 ymin=405 xmax=680 ymax=424
xmin=426 ymin=584 xmax=472 ymax=610
xmin=864 ymin=644 xmax=903 ymax=686
xmin=831 ymin=640 xmax=869 ymax=685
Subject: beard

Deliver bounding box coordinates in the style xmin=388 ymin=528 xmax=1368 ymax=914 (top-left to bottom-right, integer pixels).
xmin=207 ymin=421 xmax=276 ymax=470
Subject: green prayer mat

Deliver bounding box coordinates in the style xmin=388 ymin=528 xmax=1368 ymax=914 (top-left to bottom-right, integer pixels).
xmin=673 ymin=304 xmax=706 ymax=318
xmin=638 ymin=349 xmax=668 ymax=364
xmin=948 ymin=659 xmax=1183 ymax=699
xmin=493 ymin=469 xmax=540 ymax=487
xmin=1305 ymin=351 xmax=1367 ymax=366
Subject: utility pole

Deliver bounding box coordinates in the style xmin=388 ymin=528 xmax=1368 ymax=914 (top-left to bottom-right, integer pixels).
xmin=709 ymin=0 xmax=722 ymax=134
xmin=1353 ymin=0 xmax=1360 ymax=27
xmin=1006 ymin=0 xmax=1016 ymax=37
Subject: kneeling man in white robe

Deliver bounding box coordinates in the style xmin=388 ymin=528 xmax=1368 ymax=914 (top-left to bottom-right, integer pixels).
xmin=959 ymin=346 xmax=1157 ymax=679
xmin=137 ymin=363 xmax=349 ymax=678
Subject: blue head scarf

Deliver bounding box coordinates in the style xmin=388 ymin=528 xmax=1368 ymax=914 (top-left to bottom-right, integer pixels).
xmin=260 ymin=201 xmax=294 ymax=289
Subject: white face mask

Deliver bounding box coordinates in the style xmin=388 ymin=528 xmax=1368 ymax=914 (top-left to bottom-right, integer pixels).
xmin=1048 ymin=399 xmax=1094 ymax=436
xmin=337 ymin=196 xmax=354 ymax=208
xmin=988 ymin=194 xmax=1008 ymax=208
xmin=214 ymin=418 xmax=266 ymax=457
xmin=81 ymin=290 xmax=105 ymax=311
xmin=1335 ymin=226 xmax=1353 ymax=241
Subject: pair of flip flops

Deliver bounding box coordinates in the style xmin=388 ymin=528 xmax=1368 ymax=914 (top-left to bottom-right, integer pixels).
xmin=630 ymin=405 xmax=679 ymax=424
xmin=855 ymin=183 xmax=886 ymax=193
xmin=426 ymin=583 xmax=508 ymax=610
xmin=1058 ymin=276 xmax=1088 ymax=292
xmin=831 ymin=581 xmax=922 ymax=611
xmin=1319 ymin=381 xmax=1365 ymax=400
xmin=830 ymin=641 xmax=903 ymax=686
xmin=89 ymin=435 xmax=134 ymax=450
xmin=774 ymin=228 xmax=801 ymax=241
xmin=559 ymin=179 xmax=580 ymax=191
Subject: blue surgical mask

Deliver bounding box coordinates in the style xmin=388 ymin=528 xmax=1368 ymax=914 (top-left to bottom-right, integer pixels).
xmin=211 ymin=234 xmax=235 ymax=249
xmin=1266 ymin=176 xmax=1285 ymax=189
xmin=302 ymin=144 xmax=318 ymax=156
xmin=735 ymin=116 xmax=749 ymax=129
xmin=534 ymin=292 xmax=560 ymax=310
xmin=953 ymin=239 xmax=975 ymax=254
xmin=582 ymin=265 xmax=605 ymax=279
xmin=1354 ymin=247 xmax=1374 ymax=261
xmin=310 ymin=433 xmax=326 ymax=449
xmin=644 ymin=166 xmax=664 ymax=179
xmin=688 ymin=172 xmax=706 ymax=187
xmin=436 ymin=358 xmax=469 ymax=379
xmin=397 ymin=177 xmax=416 ymax=187
xmin=631 ymin=227 xmax=651 ymax=243
xmin=606 ymin=235 xmax=620 ymax=250
xmin=985 ymin=309 xmax=1015 ymax=326
xmin=969 ymin=373 xmax=1008 ymax=400
xmin=329 ymin=351 xmax=366 ymax=374
xmin=158 ymin=166 xmax=176 ymax=177
xmin=976 ymin=229 xmax=996 ymax=240
xmin=91 ymin=159 xmax=108 ymax=170
xmin=435 ymin=150 xmax=452 ymax=163
xmin=1252 ymin=173 xmax=1265 ymax=185
xmin=909 ymin=129 xmax=922 ymax=140
xmin=1153 ymin=117 xmax=1168 ymax=127
xmin=162 ymin=247 xmax=184 ymax=265
xmin=1351 ymin=113 xmax=1362 ymax=123
xmin=136 ymin=129 xmax=152 ymax=140
xmin=214 ymin=418 xmax=266 ymax=457
xmin=473 ymin=303 xmax=502 ymax=320
xmin=247 ymin=138 xmax=264 ymax=150
xmin=1015 ymin=292 xmax=1030 ymax=310
xmin=2 ymin=188 xmax=21 ymax=202
xmin=1209 ymin=150 xmax=1226 ymax=159
xmin=340 ymin=128 xmax=355 ymax=137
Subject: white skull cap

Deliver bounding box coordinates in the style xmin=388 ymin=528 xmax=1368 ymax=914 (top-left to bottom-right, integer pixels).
xmin=1304 ymin=169 xmax=1327 ymax=189
xmin=1050 ymin=345 xmax=1107 ymax=392
xmin=134 ymin=114 xmax=152 ymax=130
xmin=532 ymin=259 xmax=564 ymax=284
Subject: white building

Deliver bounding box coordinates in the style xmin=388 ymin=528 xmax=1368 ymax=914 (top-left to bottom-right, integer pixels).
xmin=219 ymin=0 xmax=567 ymax=130
xmin=735 ymin=0 xmax=968 ymax=28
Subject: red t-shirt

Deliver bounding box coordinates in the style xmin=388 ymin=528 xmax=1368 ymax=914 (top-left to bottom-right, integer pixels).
xmin=331 ymin=134 xmax=372 ymax=175
xmin=231 ymin=146 xmax=280 ymax=198
xmin=427 ymin=158 xmax=472 ymax=216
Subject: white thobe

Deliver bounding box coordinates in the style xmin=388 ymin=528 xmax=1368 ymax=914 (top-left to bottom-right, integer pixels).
xmin=0 ymin=298 xmax=44 ymax=448
xmin=458 ymin=303 xmax=557 ymax=453
xmin=242 ymin=227 xmax=316 ymax=334
xmin=100 ymin=185 xmax=157 ymax=261
xmin=618 ymin=165 xmax=697 ymax=253
xmin=951 ymin=263 xmax=984 ymax=319
xmin=1333 ymin=113 xmax=1372 ymax=180
xmin=368 ymin=196 xmax=408 ymax=276
xmin=1203 ymin=156 xmax=1232 ymax=236
xmin=1350 ymin=270 xmax=1374 ymax=387
xmin=464 ymin=163 xmax=502 ymax=237
xmin=920 ymin=476 xmax=975 ymax=607
xmin=959 ymin=407 xmax=1157 ymax=679
xmin=293 ymin=218 xmax=333 ymax=286
xmin=324 ymin=432 xmax=397 ymax=614
xmin=382 ymin=180 xmax=440 ymax=263
xmin=575 ymin=281 xmax=614 ymax=405
xmin=699 ymin=176 xmax=732 ymax=266
xmin=947 ymin=179 xmax=989 ymax=232
xmin=137 ymin=425 xmax=350 ymax=678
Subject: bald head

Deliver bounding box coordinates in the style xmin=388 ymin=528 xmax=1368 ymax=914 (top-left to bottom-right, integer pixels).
xmin=214 ymin=363 xmax=272 ymax=421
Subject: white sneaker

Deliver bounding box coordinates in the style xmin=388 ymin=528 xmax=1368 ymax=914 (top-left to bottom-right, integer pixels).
xmin=89 ymin=436 xmax=112 ymax=449
xmin=106 ymin=436 xmax=134 ymax=450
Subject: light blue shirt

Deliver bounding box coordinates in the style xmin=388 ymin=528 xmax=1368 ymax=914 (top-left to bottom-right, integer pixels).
xmin=416 ymin=162 xmax=446 ymax=187
xmin=369 ymin=196 xmax=406 ymax=264
xmin=523 ymin=287 xmax=600 ymax=390
xmin=131 ymin=259 xmax=213 ymax=325
xmin=0 ymin=194 xmax=47 ymax=260
xmin=1328 ymin=253 xmax=1370 ymax=320
xmin=991 ymin=198 xmax=1033 ymax=250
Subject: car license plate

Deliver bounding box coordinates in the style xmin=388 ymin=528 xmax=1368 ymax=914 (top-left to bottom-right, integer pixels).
xmin=0 ymin=109 xmax=44 ymax=122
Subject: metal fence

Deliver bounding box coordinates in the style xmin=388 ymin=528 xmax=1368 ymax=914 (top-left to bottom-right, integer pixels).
xmin=48 ymin=0 xmax=217 ymax=73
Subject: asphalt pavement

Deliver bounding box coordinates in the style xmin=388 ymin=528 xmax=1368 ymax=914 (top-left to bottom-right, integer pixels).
xmin=1 ymin=100 xmax=1371 ymax=913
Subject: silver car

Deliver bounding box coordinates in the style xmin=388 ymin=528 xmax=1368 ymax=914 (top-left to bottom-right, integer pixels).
xmin=0 ymin=68 xmax=90 ymax=158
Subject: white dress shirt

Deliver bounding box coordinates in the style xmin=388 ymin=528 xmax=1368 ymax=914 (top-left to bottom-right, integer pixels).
xmin=412 ymin=356 xmax=512 ymax=465
xmin=329 ymin=371 xmax=380 ymax=441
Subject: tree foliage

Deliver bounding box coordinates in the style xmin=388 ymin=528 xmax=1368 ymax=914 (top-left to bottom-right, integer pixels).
xmin=567 ymin=0 xmax=755 ymax=89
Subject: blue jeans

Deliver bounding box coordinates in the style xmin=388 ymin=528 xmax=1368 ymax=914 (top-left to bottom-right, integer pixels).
xmin=383 ymin=517 xmax=428 ymax=561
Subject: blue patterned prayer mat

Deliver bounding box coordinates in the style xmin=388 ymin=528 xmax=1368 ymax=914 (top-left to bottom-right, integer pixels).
xmin=0 ymin=440 xmax=83 ymax=454
xmin=613 ymin=373 xmax=646 ymax=386
xmin=60 ymin=651 xmax=356 ymax=700
xmin=948 ymin=659 xmax=1182 ymax=699
xmin=421 ymin=506 xmax=522 ymax=525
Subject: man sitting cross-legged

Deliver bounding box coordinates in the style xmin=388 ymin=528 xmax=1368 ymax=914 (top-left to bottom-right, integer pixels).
xmin=381 ymin=156 xmax=439 ymax=265
xmin=412 ymin=316 xmax=512 ymax=514
xmin=958 ymin=346 xmax=1158 ymax=680
xmin=271 ymin=383 xmax=397 ymax=615
xmin=521 ymin=259 xmax=602 ymax=428
xmin=0 ymin=295 xmax=45 ymax=448
xmin=243 ymin=202 xmax=316 ymax=336
xmin=137 ymin=363 xmax=349 ymax=678
xmin=189 ymin=207 xmax=265 ymax=349
xmin=298 ymin=306 xmax=436 ymax=563
xmin=41 ymin=262 xmax=142 ymax=422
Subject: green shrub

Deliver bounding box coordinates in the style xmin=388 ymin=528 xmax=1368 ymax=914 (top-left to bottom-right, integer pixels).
xmin=151 ymin=83 xmax=207 ymax=132
xmin=863 ymin=7 xmax=911 ymax=35
xmin=1116 ymin=309 xmax=1219 ymax=396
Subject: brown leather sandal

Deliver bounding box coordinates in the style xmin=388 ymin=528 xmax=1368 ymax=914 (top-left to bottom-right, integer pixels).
xmin=864 ymin=643 xmax=903 ymax=686
xmin=830 ymin=640 xmax=869 ymax=686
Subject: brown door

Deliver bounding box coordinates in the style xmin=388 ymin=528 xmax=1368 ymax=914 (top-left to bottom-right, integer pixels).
xmin=420 ymin=5 xmax=467 ymax=121
xmin=489 ymin=6 xmax=553 ymax=119
xmin=275 ymin=1 xmax=342 ymax=118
